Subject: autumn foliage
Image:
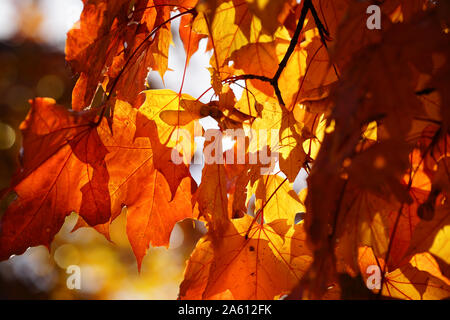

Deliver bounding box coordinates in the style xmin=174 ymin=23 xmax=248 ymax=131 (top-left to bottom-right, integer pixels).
xmin=0 ymin=0 xmax=450 ymax=300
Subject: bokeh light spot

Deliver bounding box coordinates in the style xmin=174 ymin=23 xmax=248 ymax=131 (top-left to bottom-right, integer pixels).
xmin=0 ymin=122 xmax=16 ymax=149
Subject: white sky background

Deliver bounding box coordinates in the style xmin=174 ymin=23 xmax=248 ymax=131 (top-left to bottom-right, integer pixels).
xmin=0 ymin=0 xmax=83 ymax=45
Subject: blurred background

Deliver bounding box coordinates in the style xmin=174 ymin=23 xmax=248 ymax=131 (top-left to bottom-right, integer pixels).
xmin=0 ymin=0 xmax=213 ymax=300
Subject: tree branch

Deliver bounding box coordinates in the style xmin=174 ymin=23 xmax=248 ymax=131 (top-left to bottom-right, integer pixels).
xmin=226 ymin=0 xmax=329 ymax=108
xmin=272 ymin=0 xmax=311 ymax=84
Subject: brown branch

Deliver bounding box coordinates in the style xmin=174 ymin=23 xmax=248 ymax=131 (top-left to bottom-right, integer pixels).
xmin=307 ymin=0 xmax=331 ymax=46
xmin=225 ymin=0 xmax=329 ymax=108
xmin=228 ymin=74 xmax=272 ymax=83
xmin=272 ymin=0 xmax=311 ymax=84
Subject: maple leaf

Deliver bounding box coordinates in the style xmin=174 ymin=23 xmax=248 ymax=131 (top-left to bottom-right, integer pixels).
xmin=66 ymin=0 xmax=194 ymax=109
xmin=179 ymin=13 xmax=207 ymax=65
xmin=66 ymin=0 xmax=130 ymax=109
xmin=99 ymin=100 xmax=196 ymax=268
xmin=250 ymin=175 xmax=304 ymax=224
xmin=358 ymin=246 xmax=450 ymax=300
xmin=301 ymin=5 xmax=450 ymax=298
xmin=126 ymin=173 xmax=194 ymax=269
xmin=195 ymin=144 xmax=229 ymax=233
xmin=246 ymin=0 xmax=292 ymax=35
xmin=179 ymin=215 xmax=312 ymax=300
xmin=278 ymin=111 xmax=307 ymax=181
xmin=407 ymin=203 xmax=450 ymax=270
xmin=0 ymin=98 xmax=110 ymax=260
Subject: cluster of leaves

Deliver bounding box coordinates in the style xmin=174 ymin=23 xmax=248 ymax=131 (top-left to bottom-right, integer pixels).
xmin=0 ymin=0 xmax=449 ymax=300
